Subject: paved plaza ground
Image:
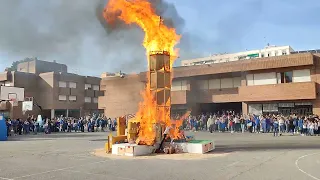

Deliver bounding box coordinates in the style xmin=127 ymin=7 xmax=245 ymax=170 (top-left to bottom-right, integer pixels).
xmin=0 ymin=132 xmax=320 ymax=180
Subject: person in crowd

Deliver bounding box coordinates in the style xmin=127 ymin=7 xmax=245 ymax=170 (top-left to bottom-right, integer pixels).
xmin=67 ymin=120 xmax=72 ymax=132
xmin=12 ymin=118 xmax=17 ymax=136
xmin=298 ymin=117 xmax=304 ymax=135
xmin=229 ymin=117 xmax=234 ymax=133
xmin=6 ymin=118 xmax=11 ymax=137
xmin=234 ymin=115 xmax=240 ymax=132
xmin=207 ymin=115 xmax=214 ymax=133
xmin=5 ymin=112 xmax=320 ymax=140
xmin=73 ymin=120 xmax=78 ymax=132
xmin=247 ymin=117 xmax=253 ymax=133
xmin=261 ymin=116 xmax=266 ymax=133
xmin=240 ymin=115 xmax=245 ymax=133
xmin=288 ymin=118 xmax=295 ymax=135
xmin=254 ymin=115 xmax=260 ymax=133
xmin=279 ymin=117 xmax=285 ymax=134
xmin=17 ymin=119 xmax=22 ymax=135
xmin=303 ymin=119 xmax=308 ymax=136
xmin=34 ymin=119 xmax=39 ymax=135
xmin=273 ymin=118 xmax=279 ymax=137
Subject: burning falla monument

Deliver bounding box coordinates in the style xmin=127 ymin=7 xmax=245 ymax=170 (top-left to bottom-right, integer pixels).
xmin=103 ymin=0 xmax=214 ymax=156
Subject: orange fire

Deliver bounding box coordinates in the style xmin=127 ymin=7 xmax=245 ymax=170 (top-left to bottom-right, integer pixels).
xmin=104 ymin=0 xmax=181 ymax=145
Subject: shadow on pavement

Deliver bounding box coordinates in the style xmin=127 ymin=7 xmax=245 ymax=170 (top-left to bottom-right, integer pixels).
xmin=212 ymin=143 xmax=320 ymax=153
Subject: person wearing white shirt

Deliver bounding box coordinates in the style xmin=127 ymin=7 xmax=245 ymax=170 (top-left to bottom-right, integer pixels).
xmin=279 ymin=117 xmax=285 ymax=134
xmin=314 ymin=122 xmax=318 ymax=135
xmin=309 ymin=122 xmax=314 ymax=136
xmin=207 ymin=115 xmax=214 ymax=133
xmin=234 ymin=116 xmax=240 ymax=132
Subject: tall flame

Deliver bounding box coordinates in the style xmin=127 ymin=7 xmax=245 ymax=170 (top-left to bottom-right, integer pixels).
xmin=104 ymin=0 xmax=181 ymax=145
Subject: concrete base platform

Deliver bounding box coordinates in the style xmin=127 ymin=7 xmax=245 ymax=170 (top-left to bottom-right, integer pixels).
xmin=111 ymin=140 xmax=214 ymax=156
xmin=167 ymin=140 xmax=215 ymax=154
xmin=112 ymin=143 xmax=156 ymax=156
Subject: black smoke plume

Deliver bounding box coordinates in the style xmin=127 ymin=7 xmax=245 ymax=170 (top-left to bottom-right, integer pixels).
xmin=0 ymin=0 xmax=199 ymax=76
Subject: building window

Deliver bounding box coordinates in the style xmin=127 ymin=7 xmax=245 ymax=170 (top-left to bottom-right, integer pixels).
xmin=263 ymin=103 xmax=278 ymax=113
xmin=69 ymin=82 xmax=77 ymax=88
xmin=93 ymin=98 xmax=98 ymax=103
xmin=59 ymin=81 xmax=67 ymax=88
xmin=282 ymin=51 xmax=287 ymax=55
xmin=69 ymin=95 xmax=77 ymax=102
xmin=267 ymin=52 xmax=271 ymax=57
xmin=85 ymin=84 xmax=92 ymax=90
xmin=280 ymin=71 xmax=293 ymax=83
xmin=261 ymin=54 xmax=264 ymax=58
xmin=58 ymin=95 xmax=67 ymax=101
xmin=92 ymin=85 xmax=99 ymax=91
xmin=85 ymin=97 xmax=91 ymax=103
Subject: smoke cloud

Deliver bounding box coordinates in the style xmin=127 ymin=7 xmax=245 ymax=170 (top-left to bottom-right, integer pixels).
xmin=0 ymin=0 xmax=199 ymax=76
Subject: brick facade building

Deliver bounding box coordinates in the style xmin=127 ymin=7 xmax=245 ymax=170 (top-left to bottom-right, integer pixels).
xmin=0 ymin=59 xmax=103 ymax=119
xmin=99 ymin=53 xmax=320 ymax=118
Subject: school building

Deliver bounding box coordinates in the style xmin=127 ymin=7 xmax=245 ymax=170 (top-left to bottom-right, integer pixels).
xmin=0 ymin=59 xmax=103 ymax=119
xmin=99 ymin=52 xmax=320 ymax=118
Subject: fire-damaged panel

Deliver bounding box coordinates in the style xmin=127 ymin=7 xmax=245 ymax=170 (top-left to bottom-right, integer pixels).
xmin=152 ymin=89 xmax=170 ymax=105
xmin=163 ymin=54 xmax=171 ymax=72
xmin=150 ymin=72 xmax=171 ymax=89
xmin=149 ymin=52 xmax=171 ymax=71
xmin=149 ymin=54 xmax=165 ymax=71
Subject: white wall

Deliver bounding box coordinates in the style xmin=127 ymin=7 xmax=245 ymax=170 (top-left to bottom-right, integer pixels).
xmin=248 ymin=69 xmax=311 ymax=85
xmin=209 ymin=79 xmax=220 ymax=89
xmin=198 ymin=77 xmax=241 ymax=89
xmin=254 ymin=72 xmax=277 ymax=85
xmin=172 ymin=80 xmax=182 ymax=91
xmin=172 ymin=80 xmax=188 ymax=91
xmin=181 ymin=80 xmax=187 ymax=90
xmin=233 ymin=77 xmax=241 ymax=87
xmin=247 ymin=72 xmax=277 ymax=86
xmin=292 ymin=69 xmax=311 ymax=82
xmin=181 ymin=46 xmax=293 ymax=66
xmin=246 ymin=74 xmax=254 ymax=86
xmin=221 ymin=78 xmax=233 ymax=88
xmin=198 ymin=80 xmax=209 ymax=90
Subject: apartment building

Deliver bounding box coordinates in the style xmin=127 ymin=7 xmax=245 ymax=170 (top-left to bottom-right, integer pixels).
xmin=0 ymin=59 xmax=103 ymax=119
xmin=181 ymin=45 xmax=294 ymax=66
xmin=99 ymin=53 xmax=320 ymax=118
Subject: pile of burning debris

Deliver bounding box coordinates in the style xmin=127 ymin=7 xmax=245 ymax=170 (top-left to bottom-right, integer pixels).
xmin=102 ymin=0 xmax=214 ymax=157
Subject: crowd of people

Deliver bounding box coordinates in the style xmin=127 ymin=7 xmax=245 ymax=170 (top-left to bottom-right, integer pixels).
xmin=182 ymin=111 xmax=320 ymax=136
xmin=5 ymin=111 xmax=320 ymax=138
xmin=5 ymin=114 xmax=117 ymax=137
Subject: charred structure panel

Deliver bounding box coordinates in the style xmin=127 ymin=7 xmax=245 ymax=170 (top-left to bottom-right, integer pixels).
xmin=149 ymin=51 xmax=171 ymax=123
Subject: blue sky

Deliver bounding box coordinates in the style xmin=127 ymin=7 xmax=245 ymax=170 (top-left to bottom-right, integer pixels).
xmin=0 ymin=0 xmax=319 ymax=76
xmin=171 ymin=0 xmax=320 ymax=56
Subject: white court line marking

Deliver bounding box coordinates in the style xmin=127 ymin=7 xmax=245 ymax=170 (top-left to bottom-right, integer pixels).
xmin=0 ymin=177 xmax=13 ymax=180
xmin=11 ymin=159 xmax=112 ymax=179
xmin=295 ymin=152 xmax=320 ymax=180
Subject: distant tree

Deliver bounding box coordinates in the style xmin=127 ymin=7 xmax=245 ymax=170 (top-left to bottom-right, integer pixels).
xmin=6 ymin=57 xmax=37 ymax=71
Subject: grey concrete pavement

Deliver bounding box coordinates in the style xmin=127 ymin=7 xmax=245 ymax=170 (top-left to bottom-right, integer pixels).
xmin=0 ymin=131 xmax=319 ymax=180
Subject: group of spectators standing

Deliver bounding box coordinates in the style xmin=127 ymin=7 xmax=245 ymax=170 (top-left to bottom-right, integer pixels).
xmin=181 ymin=111 xmax=320 ymax=136
xmin=5 ymin=114 xmax=118 ymax=137
xmin=6 ymin=111 xmax=320 ymax=137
